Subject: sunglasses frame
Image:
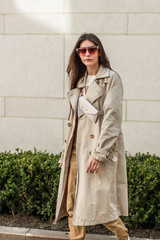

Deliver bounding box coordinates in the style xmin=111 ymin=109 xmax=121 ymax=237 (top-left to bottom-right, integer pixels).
xmin=76 ymin=45 xmax=99 ymax=56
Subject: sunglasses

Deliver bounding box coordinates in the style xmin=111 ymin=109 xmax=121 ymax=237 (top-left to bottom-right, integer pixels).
xmin=76 ymin=45 xmax=99 ymax=56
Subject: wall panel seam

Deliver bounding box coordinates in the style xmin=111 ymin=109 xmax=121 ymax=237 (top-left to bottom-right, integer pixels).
xmin=3 ymin=96 xmax=68 ymax=100
xmin=4 ymin=12 xmax=160 ymax=15
xmin=63 ymin=34 xmax=65 ymax=98
xmin=125 ymin=100 xmax=127 ymax=121
xmin=123 ymin=120 xmax=160 ymax=123
xmin=0 ymin=116 xmax=68 ymax=120
xmin=127 ymin=13 xmax=129 ymax=34
xmin=124 ymin=99 xmax=160 ymax=102
xmin=4 ymin=14 xmax=5 ymax=34
xmin=4 ymin=97 xmax=6 ymax=117
xmin=1 ymin=33 xmax=160 ymax=36
xmin=3 ymin=12 xmax=134 ymax=15
xmin=63 ymin=0 xmax=65 ymax=13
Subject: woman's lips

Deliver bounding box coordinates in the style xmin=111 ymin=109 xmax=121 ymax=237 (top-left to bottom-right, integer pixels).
xmin=85 ymin=59 xmax=91 ymax=61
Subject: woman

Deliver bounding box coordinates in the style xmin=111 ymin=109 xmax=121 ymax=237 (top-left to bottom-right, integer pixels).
xmin=53 ymin=33 xmax=129 ymax=240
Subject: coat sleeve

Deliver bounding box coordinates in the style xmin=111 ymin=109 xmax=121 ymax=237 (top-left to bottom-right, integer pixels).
xmin=91 ymin=72 xmax=123 ymax=163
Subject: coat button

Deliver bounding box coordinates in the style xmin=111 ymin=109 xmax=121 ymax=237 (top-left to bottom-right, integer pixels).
xmin=90 ymin=134 xmax=94 ymax=138
xmin=89 ymin=151 xmax=91 ymax=155
xmin=64 ymin=139 xmax=67 ymax=143
xmin=67 ymin=123 xmax=72 ymax=127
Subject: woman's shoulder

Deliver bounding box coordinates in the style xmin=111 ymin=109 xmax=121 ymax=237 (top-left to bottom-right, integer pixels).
xmin=108 ymin=70 xmax=123 ymax=95
xmin=97 ymin=65 xmax=121 ymax=80
xmin=98 ymin=66 xmax=122 ymax=86
xmin=108 ymin=68 xmax=121 ymax=80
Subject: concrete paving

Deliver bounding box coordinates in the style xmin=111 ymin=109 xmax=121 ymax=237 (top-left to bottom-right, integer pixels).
xmin=0 ymin=226 xmax=159 ymax=240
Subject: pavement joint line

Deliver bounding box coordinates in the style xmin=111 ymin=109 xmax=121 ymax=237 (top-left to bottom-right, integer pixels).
xmin=0 ymin=226 xmax=159 ymax=240
xmin=26 ymin=228 xmax=31 ymax=234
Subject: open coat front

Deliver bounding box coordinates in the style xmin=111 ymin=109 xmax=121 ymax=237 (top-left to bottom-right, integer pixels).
xmin=53 ymin=65 xmax=128 ymax=226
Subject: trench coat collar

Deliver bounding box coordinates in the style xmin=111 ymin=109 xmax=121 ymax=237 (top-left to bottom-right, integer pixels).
xmin=67 ymin=65 xmax=110 ymax=120
xmin=78 ymin=65 xmax=110 ymax=105
xmin=76 ymin=65 xmax=110 ymax=89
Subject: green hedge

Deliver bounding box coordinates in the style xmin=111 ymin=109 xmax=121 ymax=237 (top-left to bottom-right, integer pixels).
xmin=0 ymin=148 xmax=160 ymax=229
xmin=0 ymin=148 xmax=61 ymax=220
xmin=124 ymin=152 xmax=160 ymax=229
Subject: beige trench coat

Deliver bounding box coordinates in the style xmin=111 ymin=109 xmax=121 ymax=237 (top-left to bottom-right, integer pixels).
xmin=53 ymin=65 xmax=128 ymax=226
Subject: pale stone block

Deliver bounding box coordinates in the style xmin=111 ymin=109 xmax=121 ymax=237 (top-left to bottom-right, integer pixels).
xmin=0 ymin=117 xmax=63 ymax=154
xmin=0 ymin=14 xmax=4 ymax=33
xmin=99 ymin=35 xmax=160 ymax=100
xmin=5 ymin=14 xmax=65 ymax=34
xmin=0 ymin=35 xmax=63 ymax=97
xmin=5 ymin=97 xmax=69 ymax=119
xmin=65 ymin=0 xmax=160 ymax=13
xmin=122 ymin=121 xmax=160 ymax=155
xmin=65 ymin=35 xmax=78 ymax=69
xmin=64 ymin=35 xmax=78 ymax=97
xmin=127 ymin=100 xmax=160 ymax=122
xmin=129 ymin=14 xmax=160 ymax=34
xmin=5 ymin=13 xmax=127 ymax=34
xmin=0 ymin=97 xmax=4 ymax=116
xmin=0 ymin=0 xmax=63 ymax=13
xmin=123 ymin=100 xmax=126 ymax=121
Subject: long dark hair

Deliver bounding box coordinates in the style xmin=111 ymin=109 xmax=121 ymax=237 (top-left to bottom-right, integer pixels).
xmin=67 ymin=33 xmax=112 ymax=90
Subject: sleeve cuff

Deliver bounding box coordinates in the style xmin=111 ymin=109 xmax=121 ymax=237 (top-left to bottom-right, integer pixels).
xmin=91 ymin=146 xmax=118 ymax=163
xmin=91 ymin=151 xmax=106 ymax=162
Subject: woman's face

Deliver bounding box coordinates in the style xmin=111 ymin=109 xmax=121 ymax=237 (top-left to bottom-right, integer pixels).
xmin=78 ymin=40 xmax=100 ymax=67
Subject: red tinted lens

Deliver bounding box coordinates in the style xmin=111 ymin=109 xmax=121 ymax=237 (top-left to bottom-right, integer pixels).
xmin=88 ymin=46 xmax=98 ymax=54
xmin=78 ymin=48 xmax=87 ymax=55
xmin=77 ymin=46 xmax=98 ymax=56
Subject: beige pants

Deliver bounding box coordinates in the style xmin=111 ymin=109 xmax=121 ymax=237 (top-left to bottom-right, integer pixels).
xmin=66 ymin=129 xmax=128 ymax=240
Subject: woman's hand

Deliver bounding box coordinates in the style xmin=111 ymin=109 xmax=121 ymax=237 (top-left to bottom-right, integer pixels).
xmin=59 ymin=163 xmax=63 ymax=168
xmin=86 ymin=155 xmax=101 ymax=174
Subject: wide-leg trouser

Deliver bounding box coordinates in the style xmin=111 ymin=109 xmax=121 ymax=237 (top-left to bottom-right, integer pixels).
xmin=66 ymin=129 xmax=129 ymax=240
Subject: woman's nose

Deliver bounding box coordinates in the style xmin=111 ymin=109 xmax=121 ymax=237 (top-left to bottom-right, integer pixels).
xmin=85 ymin=49 xmax=90 ymax=56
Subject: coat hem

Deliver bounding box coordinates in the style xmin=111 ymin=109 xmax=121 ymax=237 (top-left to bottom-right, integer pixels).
xmin=53 ymin=213 xmax=68 ymax=225
xmin=72 ymin=213 xmax=124 ymax=226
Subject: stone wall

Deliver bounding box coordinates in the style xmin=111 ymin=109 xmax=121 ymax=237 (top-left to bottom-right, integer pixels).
xmin=0 ymin=0 xmax=160 ymax=155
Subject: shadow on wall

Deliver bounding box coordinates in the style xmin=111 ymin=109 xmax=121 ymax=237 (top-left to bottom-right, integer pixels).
xmin=0 ymin=1 xmax=74 ymax=98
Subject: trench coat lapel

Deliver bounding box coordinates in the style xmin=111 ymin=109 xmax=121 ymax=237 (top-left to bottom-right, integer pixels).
xmin=82 ymin=81 xmax=104 ymax=123
xmin=85 ymin=80 xmax=103 ymax=104
xmin=67 ymin=88 xmax=80 ymax=113
xmin=67 ymin=66 xmax=110 ymax=122
xmin=77 ymin=65 xmax=110 ymax=104
xmin=76 ymin=65 xmax=110 ymax=122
